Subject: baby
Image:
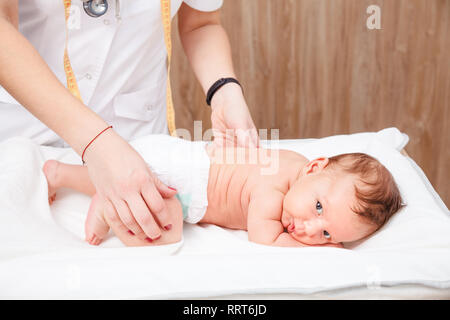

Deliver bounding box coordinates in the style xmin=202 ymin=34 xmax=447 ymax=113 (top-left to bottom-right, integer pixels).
xmin=43 ymin=134 xmax=404 ymax=248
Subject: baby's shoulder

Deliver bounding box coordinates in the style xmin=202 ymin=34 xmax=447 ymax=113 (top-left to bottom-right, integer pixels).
xmin=278 ymin=148 xmax=308 ymax=163
xmin=276 ymin=149 xmax=309 ymax=176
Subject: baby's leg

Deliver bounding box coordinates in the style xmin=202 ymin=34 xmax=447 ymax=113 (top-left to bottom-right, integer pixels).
xmin=85 ymin=193 xmax=183 ymax=246
xmin=44 ymin=159 xmax=184 ymax=246
xmin=43 ymin=160 xmax=96 ymax=204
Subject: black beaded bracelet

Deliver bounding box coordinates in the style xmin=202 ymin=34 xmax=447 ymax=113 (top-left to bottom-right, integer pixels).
xmin=206 ymin=77 xmax=242 ymax=106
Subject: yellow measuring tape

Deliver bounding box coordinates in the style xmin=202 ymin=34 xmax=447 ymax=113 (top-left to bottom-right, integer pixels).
xmin=63 ymin=0 xmax=83 ymax=102
xmin=63 ymin=0 xmax=177 ymax=136
xmin=160 ymin=0 xmax=177 ymax=136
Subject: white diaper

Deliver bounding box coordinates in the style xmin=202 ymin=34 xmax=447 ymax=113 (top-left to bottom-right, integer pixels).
xmin=129 ymin=134 xmax=210 ymax=223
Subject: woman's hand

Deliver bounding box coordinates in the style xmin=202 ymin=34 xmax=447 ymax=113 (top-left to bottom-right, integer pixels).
xmin=210 ymin=83 xmax=259 ymax=148
xmin=85 ymin=192 xmax=183 ymax=247
xmin=82 ymin=129 xmax=177 ymax=241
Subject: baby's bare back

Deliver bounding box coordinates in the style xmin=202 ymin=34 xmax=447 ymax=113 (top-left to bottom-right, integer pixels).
xmin=200 ymin=145 xmax=307 ymax=230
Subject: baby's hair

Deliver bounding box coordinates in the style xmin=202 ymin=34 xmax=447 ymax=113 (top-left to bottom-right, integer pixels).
xmin=327 ymin=153 xmax=404 ymax=231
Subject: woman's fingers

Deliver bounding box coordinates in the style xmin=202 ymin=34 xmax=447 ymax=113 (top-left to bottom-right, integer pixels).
xmin=153 ymin=175 xmax=178 ymax=199
xmin=236 ymin=128 xmax=257 ymax=149
xmin=111 ymin=197 xmax=146 ymax=240
xmin=249 ymin=126 xmax=260 ymax=148
xmin=125 ymin=192 xmax=162 ymax=240
xmin=141 ymin=180 xmax=174 ymax=232
xmin=104 ymin=169 xmax=175 ymax=241
xmin=102 ymin=197 xmax=131 ymax=239
xmin=107 ymin=196 xmax=183 ymax=247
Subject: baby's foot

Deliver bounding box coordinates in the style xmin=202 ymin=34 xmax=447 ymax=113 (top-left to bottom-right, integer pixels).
xmin=85 ymin=193 xmax=110 ymax=246
xmin=43 ymin=160 xmax=61 ymax=205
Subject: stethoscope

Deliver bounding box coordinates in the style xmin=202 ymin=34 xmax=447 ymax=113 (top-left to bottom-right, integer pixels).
xmin=81 ymin=0 xmax=120 ymax=18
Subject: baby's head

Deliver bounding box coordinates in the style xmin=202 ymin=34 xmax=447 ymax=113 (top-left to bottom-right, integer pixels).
xmin=281 ymin=153 xmax=404 ymax=246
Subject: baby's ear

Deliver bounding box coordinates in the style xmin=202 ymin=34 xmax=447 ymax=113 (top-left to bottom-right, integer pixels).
xmin=303 ymin=157 xmax=330 ymax=175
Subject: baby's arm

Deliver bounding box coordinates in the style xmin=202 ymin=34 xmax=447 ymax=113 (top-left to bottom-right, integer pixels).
xmin=247 ymin=190 xmax=306 ymax=247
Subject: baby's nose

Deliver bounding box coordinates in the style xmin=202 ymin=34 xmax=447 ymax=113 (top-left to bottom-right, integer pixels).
xmin=303 ymin=219 xmax=323 ymax=236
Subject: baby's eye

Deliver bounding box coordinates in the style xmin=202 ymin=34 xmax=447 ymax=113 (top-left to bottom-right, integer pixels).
xmin=323 ymin=230 xmax=331 ymax=239
xmin=316 ymin=201 xmax=323 ymax=215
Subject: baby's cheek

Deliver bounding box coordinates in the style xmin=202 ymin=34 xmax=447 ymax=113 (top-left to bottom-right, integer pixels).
xmin=283 ymin=192 xmax=297 ymax=212
xmin=287 ymin=185 xmax=310 ymax=207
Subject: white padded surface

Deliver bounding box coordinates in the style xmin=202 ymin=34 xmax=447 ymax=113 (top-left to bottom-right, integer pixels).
xmin=0 ymin=128 xmax=448 ymax=299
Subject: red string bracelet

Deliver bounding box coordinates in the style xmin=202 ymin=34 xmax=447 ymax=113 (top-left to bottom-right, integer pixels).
xmin=81 ymin=125 xmax=113 ymax=165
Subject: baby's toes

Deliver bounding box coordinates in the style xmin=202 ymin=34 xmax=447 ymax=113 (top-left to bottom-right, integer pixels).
xmin=48 ymin=193 xmax=56 ymax=205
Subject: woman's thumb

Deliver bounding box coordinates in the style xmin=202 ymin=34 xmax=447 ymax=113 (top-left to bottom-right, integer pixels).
xmin=154 ymin=177 xmax=177 ymax=199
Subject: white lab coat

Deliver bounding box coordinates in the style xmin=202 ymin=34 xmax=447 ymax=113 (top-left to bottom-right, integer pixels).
xmin=0 ymin=0 xmax=223 ymax=146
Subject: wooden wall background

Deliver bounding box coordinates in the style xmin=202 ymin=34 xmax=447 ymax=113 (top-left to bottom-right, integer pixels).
xmin=171 ymin=0 xmax=449 ymax=206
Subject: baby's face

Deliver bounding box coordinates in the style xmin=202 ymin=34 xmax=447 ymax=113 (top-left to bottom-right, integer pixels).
xmin=281 ymin=158 xmax=374 ymax=245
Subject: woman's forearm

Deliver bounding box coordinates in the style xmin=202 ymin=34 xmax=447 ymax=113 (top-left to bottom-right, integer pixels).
xmin=179 ymin=11 xmax=248 ymax=112
xmin=178 ymin=7 xmax=258 ymax=148
xmin=0 ymin=17 xmax=109 ymax=154
xmin=180 ymin=23 xmax=237 ymax=93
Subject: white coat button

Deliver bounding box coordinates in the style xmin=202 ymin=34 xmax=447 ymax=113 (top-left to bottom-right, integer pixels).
xmin=103 ymin=19 xmax=110 ymax=25
xmin=85 ymin=73 xmax=92 ymax=80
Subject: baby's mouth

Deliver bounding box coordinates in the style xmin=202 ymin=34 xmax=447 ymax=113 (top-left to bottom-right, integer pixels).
xmin=287 ymin=222 xmax=296 ymax=233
